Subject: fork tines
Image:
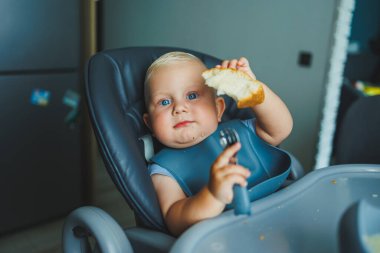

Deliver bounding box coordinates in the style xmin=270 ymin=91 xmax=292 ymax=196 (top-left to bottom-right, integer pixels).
xmin=219 ymin=128 xmax=240 ymax=149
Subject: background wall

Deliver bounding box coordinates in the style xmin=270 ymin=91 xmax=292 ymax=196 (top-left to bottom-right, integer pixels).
xmin=101 ymin=0 xmax=337 ymax=170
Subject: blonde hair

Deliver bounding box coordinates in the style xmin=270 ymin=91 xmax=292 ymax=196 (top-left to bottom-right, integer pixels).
xmin=144 ymin=51 xmax=205 ymax=105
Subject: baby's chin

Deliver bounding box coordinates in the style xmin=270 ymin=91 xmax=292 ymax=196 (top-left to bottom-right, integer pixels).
xmin=165 ymin=133 xmax=209 ymax=149
xmin=159 ymin=124 xmax=219 ymax=149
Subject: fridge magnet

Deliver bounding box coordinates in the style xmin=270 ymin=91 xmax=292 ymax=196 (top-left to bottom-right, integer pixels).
xmin=62 ymin=89 xmax=81 ymax=125
xmin=62 ymin=89 xmax=80 ymax=109
xmin=30 ymin=89 xmax=51 ymax=106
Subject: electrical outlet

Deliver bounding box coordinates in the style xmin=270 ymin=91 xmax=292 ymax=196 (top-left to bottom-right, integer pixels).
xmin=298 ymin=51 xmax=312 ymax=67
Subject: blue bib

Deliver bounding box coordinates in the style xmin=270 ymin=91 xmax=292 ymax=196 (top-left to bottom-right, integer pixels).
xmin=150 ymin=120 xmax=291 ymax=203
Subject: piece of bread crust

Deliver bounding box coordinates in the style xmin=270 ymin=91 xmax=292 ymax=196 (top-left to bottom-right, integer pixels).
xmin=202 ymin=67 xmax=265 ymax=108
xmin=236 ymin=84 xmax=264 ymax=108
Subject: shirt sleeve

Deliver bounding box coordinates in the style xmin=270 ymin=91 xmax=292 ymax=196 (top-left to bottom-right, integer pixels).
xmin=148 ymin=163 xmax=175 ymax=178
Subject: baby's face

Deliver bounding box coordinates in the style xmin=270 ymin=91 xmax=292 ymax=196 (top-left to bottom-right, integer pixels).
xmin=144 ymin=60 xmax=225 ymax=148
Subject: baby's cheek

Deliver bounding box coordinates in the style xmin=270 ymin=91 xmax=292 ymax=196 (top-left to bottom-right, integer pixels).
xmin=153 ymin=127 xmax=169 ymax=144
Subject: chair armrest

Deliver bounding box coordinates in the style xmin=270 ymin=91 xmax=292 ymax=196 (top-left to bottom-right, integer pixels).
xmin=62 ymin=206 xmax=134 ymax=253
xmin=125 ymin=227 xmax=176 ymax=253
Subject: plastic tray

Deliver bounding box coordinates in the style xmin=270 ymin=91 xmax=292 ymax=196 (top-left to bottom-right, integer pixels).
xmin=171 ymin=164 xmax=380 ymax=253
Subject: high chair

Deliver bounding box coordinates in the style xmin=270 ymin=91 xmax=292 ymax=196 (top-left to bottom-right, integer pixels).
xmin=62 ymin=47 xmax=379 ymax=253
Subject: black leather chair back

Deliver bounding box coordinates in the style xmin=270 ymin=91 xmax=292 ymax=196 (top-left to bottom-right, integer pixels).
xmin=85 ymin=47 xmax=254 ymax=232
xmin=335 ymin=95 xmax=380 ymax=164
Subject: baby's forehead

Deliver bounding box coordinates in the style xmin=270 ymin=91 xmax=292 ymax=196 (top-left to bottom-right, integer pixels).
xmin=151 ymin=60 xmax=206 ymax=79
xmin=160 ymin=58 xmax=205 ymax=69
xmin=145 ymin=59 xmax=207 ymax=99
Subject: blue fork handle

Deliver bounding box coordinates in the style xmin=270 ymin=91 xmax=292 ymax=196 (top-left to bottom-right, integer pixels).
xmin=233 ymin=184 xmax=251 ymax=215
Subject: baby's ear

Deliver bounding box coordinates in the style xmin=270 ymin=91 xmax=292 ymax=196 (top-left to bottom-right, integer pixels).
xmin=143 ymin=113 xmax=151 ymax=129
xmin=215 ymin=97 xmax=226 ymax=122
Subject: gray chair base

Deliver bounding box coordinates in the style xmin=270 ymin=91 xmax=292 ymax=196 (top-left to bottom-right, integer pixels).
xmin=63 ymin=206 xmax=175 ymax=253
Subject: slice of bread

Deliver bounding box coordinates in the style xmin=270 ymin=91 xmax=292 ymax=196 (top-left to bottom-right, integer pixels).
xmin=202 ymin=68 xmax=265 ymax=108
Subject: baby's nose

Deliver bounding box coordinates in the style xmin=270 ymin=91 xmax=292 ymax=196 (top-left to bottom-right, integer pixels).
xmin=173 ymin=101 xmax=188 ymax=114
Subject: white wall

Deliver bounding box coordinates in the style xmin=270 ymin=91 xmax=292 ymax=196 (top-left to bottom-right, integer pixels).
xmin=102 ymin=0 xmax=337 ymax=170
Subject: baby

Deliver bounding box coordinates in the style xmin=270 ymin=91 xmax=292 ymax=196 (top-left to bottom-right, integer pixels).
xmin=143 ymin=52 xmax=293 ymax=236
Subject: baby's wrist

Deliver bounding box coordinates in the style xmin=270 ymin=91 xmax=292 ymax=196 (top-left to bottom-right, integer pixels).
xmin=205 ymin=185 xmax=226 ymax=206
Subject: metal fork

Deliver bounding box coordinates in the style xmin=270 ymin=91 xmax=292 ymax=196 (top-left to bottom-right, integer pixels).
xmin=220 ymin=128 xmax=240 ymax=153
xmin=219 ymin=128 xmax=251 ymax=215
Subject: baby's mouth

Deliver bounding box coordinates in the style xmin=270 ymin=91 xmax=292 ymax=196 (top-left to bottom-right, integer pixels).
xmin=173 ymin=120 xmax=194 ymax=128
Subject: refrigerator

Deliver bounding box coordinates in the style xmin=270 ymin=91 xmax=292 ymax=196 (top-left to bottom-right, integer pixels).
xmin=0 ymin=0 xmax=86 ymax=233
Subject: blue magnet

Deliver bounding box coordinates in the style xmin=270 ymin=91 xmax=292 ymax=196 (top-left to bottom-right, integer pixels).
xmin=62 ymin=89 xmax=81 ymax=125
xmin=62 ymin=89 xmax=80 ymax=109
xmin=30 ymin=89 xmax=51 ymax=106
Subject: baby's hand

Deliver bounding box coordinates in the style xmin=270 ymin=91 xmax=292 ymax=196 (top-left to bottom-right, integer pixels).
xmin=208 ymin=142 xmax=251 ymax=204
xmin=217 ymin=57 xmax=256 ymax=80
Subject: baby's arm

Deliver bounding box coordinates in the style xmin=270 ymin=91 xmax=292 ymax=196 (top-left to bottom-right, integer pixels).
xmin=219 ymin=58 xmax=293 ymax=146
xmin=151 ymin=143 xmax=250 ymax=236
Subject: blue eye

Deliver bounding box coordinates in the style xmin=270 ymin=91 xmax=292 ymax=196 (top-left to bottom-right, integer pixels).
xmin=187 ymin=92 xmax=198 ymax=100
xmin=159 ymin=99 xmax=171 ymax=106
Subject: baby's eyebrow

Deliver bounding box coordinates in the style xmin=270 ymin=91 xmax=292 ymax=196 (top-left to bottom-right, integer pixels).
xmin=150 ymin=93 xmax=170 ymax=102
xmin=151 ymin=90 xmax=169 ymax=97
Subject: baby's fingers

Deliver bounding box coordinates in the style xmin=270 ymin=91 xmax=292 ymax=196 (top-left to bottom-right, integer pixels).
xmin=225 ymin=174 xmax=249 ymax=188
xmin=237 ymin=57 xmax=256 ymax=79
xmin=221 ymin=59 xmax=239 ymax=69
xmin=228 ymin=59 xmax=238 ymax=69
xmin=216 ymin=164 xmax=251 ymax=179
xmin=237 ymin=57 xmax=250 ymax=67
xmin=221 ymin=60 xmax=229 ymax=68
xmin=213 ymin=142 xmax=241 ymax=168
